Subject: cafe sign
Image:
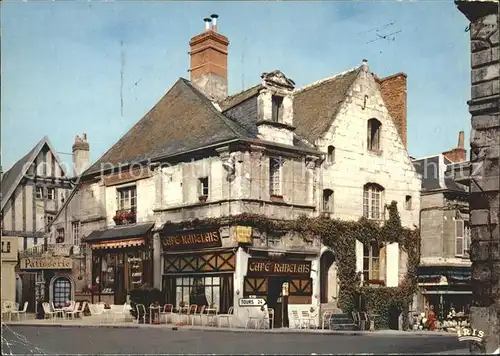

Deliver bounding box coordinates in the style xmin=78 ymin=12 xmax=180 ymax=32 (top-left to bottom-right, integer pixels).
xmin=247 ymin=258 xmax=311 ymax=278
xmin=161 ymin=230 xmax=222 ymax=251
xmin=235 ymin=226 xmax=252 ymax=244
xmin=20 ymin=256 xmax=73 ymax=270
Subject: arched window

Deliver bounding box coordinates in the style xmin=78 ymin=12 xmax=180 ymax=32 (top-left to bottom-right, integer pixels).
xmin=53 ymin=277 xmax=72 ymax=308
xmin=323 ymin=189 xmax=334 ymax=213
xmin=327 ymin=146 xmax=335 ymax=164
xmin=320 ymin=250 xmax=336 ymax=303
xmin=363 ymin=183 xmax=384 ymax=220
xmin=367 ymin=119 xmax=382 ymax=152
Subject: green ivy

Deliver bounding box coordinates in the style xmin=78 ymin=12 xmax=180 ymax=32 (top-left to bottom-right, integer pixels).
xmin=161 ymin=201 xmax=420 ymax=329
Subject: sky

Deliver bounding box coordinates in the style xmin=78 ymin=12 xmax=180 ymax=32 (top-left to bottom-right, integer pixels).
xmin=1 ymin=0 xmax=471 ymax=172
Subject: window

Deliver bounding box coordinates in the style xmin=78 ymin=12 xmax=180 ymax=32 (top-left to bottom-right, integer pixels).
xmin=52 ymin=277 xmax=72 ymax=309
xmin=72 ymin=222 xmax=81 ymax=246
xmin=327 ymin=146 xmax=335 ymax=164
xmin=176 ymin=276 xmax=220 ymax=309
xmin=117 ymin=186 xmax=137 ymax=211
xmin=271 ymin=95 xmax=284 ymax=122
xmin=456 ymin=220 xmax=471 ymax=257
xmin=363 ymin=241 xmax=381 ymax=282
xmin=47 ymin=188 xmax=55 ymax=200
xmin=35 ymin=187 xmax=43 ymax=199
xmin=367 ymin=118 xmax=382 ymax=152
xmin=405 ymin=195 xmax=412 ymax=210
xmin=56 ymin=228 xmax=65 ymax=243
xmin=269 ymin=157 xmax=282 ymax=196
xmin=363 ymin=183 xmax=384 ymax=220
xmin=323 ymin=189 xmax=334 ymax=213
xmin=199 ymin=177 xmax=209 ymax=197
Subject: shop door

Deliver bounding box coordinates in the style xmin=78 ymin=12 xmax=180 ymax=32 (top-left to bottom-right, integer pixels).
xmin=115 ymin=263 xmax=126 ymax=305
xmin=18 ymin=272 xmax=36 ymax=313
xmin=268 ymin=277 xmax=289 ymax=328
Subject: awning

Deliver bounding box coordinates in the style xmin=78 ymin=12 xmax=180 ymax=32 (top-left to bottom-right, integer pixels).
xmin=418 ymin=265 xmax=471 ymax=284
xmin=91 ymin=237 xmax=145 ymax=250
xmin=84 ymin=222 xmax=154 ymax=244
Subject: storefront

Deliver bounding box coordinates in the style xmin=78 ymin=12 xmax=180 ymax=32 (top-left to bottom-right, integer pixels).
xmin=84 ymin=223 xmax=154 ymax=305
xmin=161 ymin=228 xmax=235 ymax=313
xmin=242 ymin=249 xmax=315 ymax=328
xmin=1 ymin=236 xmax=19 ymax=307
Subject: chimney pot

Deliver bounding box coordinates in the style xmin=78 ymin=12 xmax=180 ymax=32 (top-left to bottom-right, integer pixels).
xmin=210 ymin=13 xmax=218 ymax=32
xmin=203 ymin=17 xmax=212 ymax=31
xmin=458 ymin=131 xmax=465 ymax=149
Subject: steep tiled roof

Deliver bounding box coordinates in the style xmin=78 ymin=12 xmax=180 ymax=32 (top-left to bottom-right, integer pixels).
xmin=218 ymin=84 xmax=263 ymax=111
xmin=1 ymin=137 xmax=69 ymax=210
xmin=293 ymin=68 xmax=360 ymax=143
xmin=86 ymin=78 xmax=254 ymax=175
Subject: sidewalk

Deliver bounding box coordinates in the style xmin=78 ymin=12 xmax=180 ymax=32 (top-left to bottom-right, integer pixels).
xmin=2 ymin=316 xmax=456 ymax=338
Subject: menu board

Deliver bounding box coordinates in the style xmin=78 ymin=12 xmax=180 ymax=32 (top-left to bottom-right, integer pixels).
xmin=128 ymin=256 xmax=143 ymax=288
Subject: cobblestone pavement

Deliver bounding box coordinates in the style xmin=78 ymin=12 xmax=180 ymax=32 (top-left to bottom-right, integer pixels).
xmin=2 ymin=324 xmax=465 ymax=355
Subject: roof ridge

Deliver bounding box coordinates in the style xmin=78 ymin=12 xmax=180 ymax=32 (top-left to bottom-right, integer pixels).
xmin=294 ymin=66 xmax=360 ymax=94
xmin=223 ymin=83 xmax=261 ymax=102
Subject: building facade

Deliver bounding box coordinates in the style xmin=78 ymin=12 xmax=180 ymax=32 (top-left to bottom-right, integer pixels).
xmin=413 ymin=132 xmax=472 ymax=319
xmin=49 ymin=16 xmax=420 ymax=328
xmin=456 ymin=0 xmax=499 ymax=353
xmin=1 ymin=236 xmax=19 ymax=307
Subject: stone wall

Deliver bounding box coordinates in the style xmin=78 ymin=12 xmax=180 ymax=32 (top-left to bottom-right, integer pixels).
xmin=456 ymin=0 xmax=499 ymax=353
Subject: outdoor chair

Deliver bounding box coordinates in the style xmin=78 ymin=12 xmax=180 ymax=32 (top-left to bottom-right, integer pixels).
xmin=217 ymin=306 xmax=234 ymax=328
xmin=112 ymin=304 xmax=128 ymax=323
xmin=11 ymin=301 xmax=28 ymax=321
xmin=321 ymin=310 xmax=334 ymax=330
xmin=191 ymin=305 xmax=206 ymax=326
xmin=160 ymin=304 xmax=174 ymax=324
xmin=187 ymin=304 xmax=198 ymax=325
xmin=51 ymin=302 xmax=65 ymax=319
xmin=290 ymin=310 xmax=302 ymax=329
xmin=352 ymin=311 xmax=360 ymax=329
xmin=245 ymin=308 xmax=264 ymax=329
xmin=360 ymin=312 xmax=375 ymax=331
xmin=265 ymin=308 xmax=274 ymax=329
xmin=42 ymin=302 xmax=57 ymax=321
xmin=301 ymin=310 xmax=316 ymax=329
xmin=65 ymin=302 xmax=81 ymax=319
xmin=135 ymin=304 xmax=146 ymax=324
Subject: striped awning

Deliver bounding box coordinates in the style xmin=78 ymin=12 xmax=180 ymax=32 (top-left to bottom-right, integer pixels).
xmin=90 ymin=237 xmax=145 ymax=250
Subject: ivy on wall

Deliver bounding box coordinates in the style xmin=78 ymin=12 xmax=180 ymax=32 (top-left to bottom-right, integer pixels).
xmin=161 ymin=201 xmax=420 ymax=329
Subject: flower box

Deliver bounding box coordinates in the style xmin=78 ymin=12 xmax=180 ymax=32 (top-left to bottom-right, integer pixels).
xmin=113 ymin=210 xmax=136 ymax=225
xmin=198 ymin=195 xmax=208 ymax=203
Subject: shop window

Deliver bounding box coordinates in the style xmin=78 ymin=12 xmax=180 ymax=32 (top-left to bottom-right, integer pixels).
xmin=363 ymin=183 xmax=384 ymax=220
xmin=53 ymin=277 xmax=72 ymax=308
xmin=101 ymin=253 xmax=119 ymax=294
xmin=367 ymin=118 xmax=382 ymax=152
xmin=269 ymin=157 xmax=282 ymax=197
xmin=363 ymin=241 xmax=381 ymax=282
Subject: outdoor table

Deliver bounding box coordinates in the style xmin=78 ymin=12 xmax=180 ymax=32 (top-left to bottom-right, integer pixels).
xmin=205 ymin=308 xmax=218 ymax=327
xmin=149 ymin=305 xmax=161 ymax=324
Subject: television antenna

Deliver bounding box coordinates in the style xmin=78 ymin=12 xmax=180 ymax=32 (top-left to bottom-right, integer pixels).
xmin=366 ymin=30 xmax=402 ymax=44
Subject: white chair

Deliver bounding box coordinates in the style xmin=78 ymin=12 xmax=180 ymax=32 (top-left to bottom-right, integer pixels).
xmin=135 ymin=304 xmax=146 ymax=324
xmin=290 ymin=310 xmax=302 ymax=329
xmin=90 ymin=303 xmax=105 ymax=321
xmin=301 ymin=310 xmax=316 ymax=329
xmin=65 ymin=302 xmax=81 ymax=320
xmin=266 ymin=308 xmax=275 ymax=329
xmin=112 ymin=304 xmax=128 ymax=323
xmin=245 ymin=308 xmax=264 ymax=329
xmin=11 ymin=302 xmax=28 ymax=321
xmin=191 ymin=305 xmax=206 ymax=326
xmin=217 ymin=306 xmax=234 ymax=328
xmin=321 ymin=310 xmax=334 ymax=330
xmin=51 ymin=302 xmax=65 ymax=319
xmin=160 ymin=304 xmax=174 ymax=324
xmin=42 ymin=302 xmax=57 ymax=321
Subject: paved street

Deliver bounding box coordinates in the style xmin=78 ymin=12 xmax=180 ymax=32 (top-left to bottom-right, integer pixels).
xmin=2 ymin=324 xmax=466 ymax=355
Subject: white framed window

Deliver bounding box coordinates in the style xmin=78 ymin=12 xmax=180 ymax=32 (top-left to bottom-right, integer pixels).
xmin=456 ymin=220 xmax=471 ymax=257
xmin=199 ymin=177 xmax=209 ymax=196
xmin=117 ymin=186 xmax=137 ymax=211
xmin=363 ymin=241 xmax=381 ymax=282
xmin=47 ymin=188 xmax=55 ymax=200
xmin=327 ymin=146 xmax=335 ymax=164
xmin=72 ymin=222 xmax=81 ymax=246
xmin=323 ymin=189 xmax=334 ymax=212
xmin=35 ymin=187 xmax=44 ymax=199
xmin=363 ymin=183 xmax=384 ymax=220
xmin=269 ymin=157 xmax=282 ymax=196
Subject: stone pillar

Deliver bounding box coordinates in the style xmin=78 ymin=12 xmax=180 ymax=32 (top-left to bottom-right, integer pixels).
xmin=153 ymin=232 xmax=162 ymax=290
xmin=456 ymin=1 xmax=499 ymax=353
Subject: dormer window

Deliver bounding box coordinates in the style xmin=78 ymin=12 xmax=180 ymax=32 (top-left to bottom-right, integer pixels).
xmin=271 ymin=95 xmax=284 ymax=122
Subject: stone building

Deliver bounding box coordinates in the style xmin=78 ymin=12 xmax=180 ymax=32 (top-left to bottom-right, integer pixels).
xmin=48 ymin=15 xmax=420 ymax=327
xmin=456 ymin=0 xmax=499 ymax=353
xmin=413 ymin=131 xmax=472 ymax=318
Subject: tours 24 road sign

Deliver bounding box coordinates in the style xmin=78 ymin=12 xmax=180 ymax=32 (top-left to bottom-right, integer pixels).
xmin=238 ymin=298 xmax=266 ymax=307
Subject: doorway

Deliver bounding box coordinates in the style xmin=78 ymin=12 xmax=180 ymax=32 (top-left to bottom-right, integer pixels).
xmin=320 ymin=250 xmax=335 ymax=304
xmin=267 ymin=277 xmax=289 ymax=328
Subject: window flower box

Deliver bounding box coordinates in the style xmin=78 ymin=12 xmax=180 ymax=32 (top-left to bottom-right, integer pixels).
xmin=270 ymin=195 xmax=284 ymax=202
xmin=198 ymin=195 xmax=208 ymax=203
xmin=113 ymin=209 xmax=136 ymax=225
xmin=365 ymin=279 xmax=385 ymax=287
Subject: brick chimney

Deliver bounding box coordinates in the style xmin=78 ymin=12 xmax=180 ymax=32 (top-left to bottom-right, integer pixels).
xmin=72 ymin=132 xmax=90 ymax=177
xmin=442 ymin=131 xmax=467 ymax=163
xmin=189 ymin=14 xmax=229 ymax=102
xmin=375 ymin=73 xmax=408 ymax=148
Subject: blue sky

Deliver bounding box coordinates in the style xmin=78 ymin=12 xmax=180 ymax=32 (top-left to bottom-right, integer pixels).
xmin=2 ymin=0 xmax=471 ymax=172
